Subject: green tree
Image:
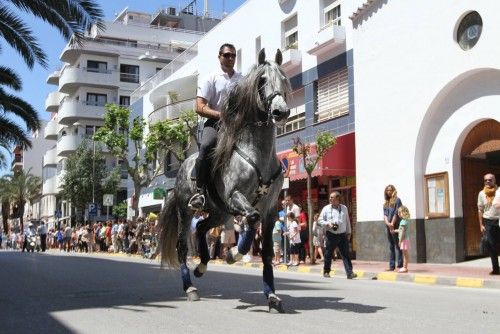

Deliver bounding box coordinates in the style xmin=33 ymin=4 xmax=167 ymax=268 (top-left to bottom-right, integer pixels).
xmin=60 ymin=140 xmax=107 ymax=221
xmin=94 ymin=103 xmax=198 ymax=219
xmin=4 ymin=168 xmax=42 ymax=233
xmin=292 ymin=132 xmax=336 ymax=264
xmin=113 ymin=202 xmax=127 ymax=219
xmin=0 ymin=176 xmax=11 ymax=233
xmin=0 ymin=0 xmax=104 ymax=164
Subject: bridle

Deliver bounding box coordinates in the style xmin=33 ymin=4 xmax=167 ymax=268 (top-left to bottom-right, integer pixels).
xmin=254 ymin=75 xmax=285 ymax=127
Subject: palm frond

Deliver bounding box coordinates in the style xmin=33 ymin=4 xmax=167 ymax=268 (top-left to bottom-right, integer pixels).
xmin=0 ymin=87 xmax=40 ymax=131
xmin=0 ymin=66 xmax=22 ymax=90
xmin=7 ymin=0 xmax=105 ymax=47
xmin=0 ymin=116 xmax=31 ymax=149
xmin=0 ymin=5 xmax=47 ymax=69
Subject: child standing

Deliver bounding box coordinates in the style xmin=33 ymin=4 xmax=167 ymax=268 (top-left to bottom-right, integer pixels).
xmin=397 ymin=205 xmax=411 ymax=273
xmin=272 ymin=217 xmax=284 ymax=265
xmin=284 ymin=212 xmax=301 ymax=266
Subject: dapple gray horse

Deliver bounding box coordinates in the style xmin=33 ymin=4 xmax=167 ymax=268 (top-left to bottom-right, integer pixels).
xmin=159 ymin=49 xmax=291 ymax=313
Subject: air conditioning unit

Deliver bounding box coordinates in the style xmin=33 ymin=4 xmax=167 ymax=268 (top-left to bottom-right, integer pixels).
xmin=167 ymin=7 xmax=176 ymax=15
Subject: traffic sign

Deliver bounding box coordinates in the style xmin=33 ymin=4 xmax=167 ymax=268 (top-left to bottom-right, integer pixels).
xmin=88 ymin=203 xmax=97 ymax=216
xmin=103 ymin=194 xmax=114 ymax=206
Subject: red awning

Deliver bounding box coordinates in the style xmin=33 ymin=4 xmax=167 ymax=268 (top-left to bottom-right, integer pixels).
xmin=277 ymin=132 xmax=355 ymax=181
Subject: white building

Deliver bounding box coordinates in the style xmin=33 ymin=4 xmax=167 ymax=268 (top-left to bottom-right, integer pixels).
xmin=132 ymin=0 xmax=500 ymax=263
xmin=132 ymin=0 xmax=357 ymax=221
xmin=352 ymin=0 xmax=500 ymax=263
xmin=41 ymin=7 xmax=220 ymax=226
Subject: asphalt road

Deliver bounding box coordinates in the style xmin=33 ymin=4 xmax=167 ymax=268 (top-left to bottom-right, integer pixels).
xmin=1 ymin=251 xmax=498 ymax=334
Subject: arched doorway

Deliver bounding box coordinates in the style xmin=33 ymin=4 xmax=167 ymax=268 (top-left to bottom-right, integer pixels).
xmin=461 ymin=120 xmax=500 ymax=257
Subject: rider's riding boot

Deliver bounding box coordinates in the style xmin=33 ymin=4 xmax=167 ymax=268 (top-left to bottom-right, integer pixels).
xmin=188 ymin=159 xmax=206 ymax=210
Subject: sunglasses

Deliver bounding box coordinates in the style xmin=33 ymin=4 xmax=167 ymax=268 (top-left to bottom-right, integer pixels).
xmin=221 ymin=52 xmax=236 ymax=59
xmin=484 ymin=179 xmax=494 ymax=182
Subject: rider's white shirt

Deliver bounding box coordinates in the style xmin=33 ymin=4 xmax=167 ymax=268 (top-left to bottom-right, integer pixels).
xmin=197 ymin=69 xmax=242 ymax=112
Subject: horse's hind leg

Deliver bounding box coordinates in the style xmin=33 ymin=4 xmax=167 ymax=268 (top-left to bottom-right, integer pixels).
xmin=177 ymin=221 xmax=200 ymax=301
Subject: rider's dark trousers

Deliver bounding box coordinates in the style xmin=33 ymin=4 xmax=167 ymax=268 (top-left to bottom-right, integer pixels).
xmin=196 ymin=125 xmax=217 ymax=189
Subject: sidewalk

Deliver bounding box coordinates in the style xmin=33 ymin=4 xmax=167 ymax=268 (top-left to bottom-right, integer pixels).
xmin=211 ymin=256 xmax=500 ymax=290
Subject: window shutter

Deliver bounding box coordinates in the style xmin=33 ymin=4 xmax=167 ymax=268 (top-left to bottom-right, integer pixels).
xmin=316 ymin=67 xmax=348 ymax=122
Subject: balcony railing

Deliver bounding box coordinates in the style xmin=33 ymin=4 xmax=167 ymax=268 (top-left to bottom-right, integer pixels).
xmin=131 ymin=43 xmax=198 ymax=103
xmin=148 ymin=98 xmax=196 ymax=124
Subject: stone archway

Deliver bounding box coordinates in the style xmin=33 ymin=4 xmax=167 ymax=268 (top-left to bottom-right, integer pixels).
xmin=461 ymin=120 xmax=500 ymax=257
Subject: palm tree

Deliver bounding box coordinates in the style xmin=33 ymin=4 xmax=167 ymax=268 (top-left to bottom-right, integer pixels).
xmin=0 ymin=0 xmax=104 ymax=163
xmin=5 ymin=168 xmax=41 ymax=233
xmin=0 ymin=176 xmax=11 ymax=234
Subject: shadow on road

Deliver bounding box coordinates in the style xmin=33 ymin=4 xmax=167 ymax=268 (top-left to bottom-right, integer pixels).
xmin=0 ymin=252 xmax=385 ymax=333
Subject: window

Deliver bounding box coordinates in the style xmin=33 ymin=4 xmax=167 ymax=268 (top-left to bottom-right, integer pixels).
xmin=323 ymin=0 xmax=341 ymax=28
xmin=87 ymin=60 xmax=108 ymax=73
xmin=119 ymin=96 xmax=130 ymax=106
xmin=85 ymin=126 xmax=95 ymax=136
xmin=86 ymin=93 xmax=107 ymax=106
xmin=277 ymin=88 xmax=305 ymax=136
xmin=457 ymin=11 xmax=482 ymax=51
xmin=120 ymin=64 xmax=140 ymax=83
xmin=283 ymin=15 xmax=298 ymax=50
xmin=315 ymin=67 xmax=349 ymax=122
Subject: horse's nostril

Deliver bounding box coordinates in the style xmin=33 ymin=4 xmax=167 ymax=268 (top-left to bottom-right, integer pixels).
xmin=272 ymin=109 xmax=281 ymax=117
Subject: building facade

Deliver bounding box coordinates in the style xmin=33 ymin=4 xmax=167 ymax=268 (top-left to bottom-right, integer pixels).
xmin=132 ymin=0 xmax=357 ymax=230
xmin=41 ymin=7 xmax=219 ymax=226
xmin=352 ymin=0 xmax=500 ymax=263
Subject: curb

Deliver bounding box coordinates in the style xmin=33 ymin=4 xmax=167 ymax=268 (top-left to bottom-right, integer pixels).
xmin=210 ymin=259 xmax=500 ymax=290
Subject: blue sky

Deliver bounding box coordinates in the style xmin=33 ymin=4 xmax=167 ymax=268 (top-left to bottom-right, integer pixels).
xmin=1 ymin=0 xmax=245 ymax=173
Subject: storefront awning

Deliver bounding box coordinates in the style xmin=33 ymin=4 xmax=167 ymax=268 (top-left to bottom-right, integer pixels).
xmin=277 ymin=132 xmax=355 ymax=181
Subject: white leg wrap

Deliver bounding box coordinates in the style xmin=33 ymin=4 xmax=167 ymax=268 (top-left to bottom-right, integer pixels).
xmin=230 ymin=247 xmax=243 ymax=262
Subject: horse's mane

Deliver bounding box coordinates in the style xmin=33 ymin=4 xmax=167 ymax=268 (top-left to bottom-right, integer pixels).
xmin=211 ymin=61 xmax=290 ymax=172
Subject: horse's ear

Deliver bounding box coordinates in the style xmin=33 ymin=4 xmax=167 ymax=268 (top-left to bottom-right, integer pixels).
xmin=258 ymin=48 xmax=266 ymax=65
xmin=275 ymin=49 xmax=283 ymax=66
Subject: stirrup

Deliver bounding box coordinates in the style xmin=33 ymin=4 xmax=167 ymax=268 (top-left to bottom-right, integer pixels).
xmin=188 ymin=191 xmax=205 ymax=210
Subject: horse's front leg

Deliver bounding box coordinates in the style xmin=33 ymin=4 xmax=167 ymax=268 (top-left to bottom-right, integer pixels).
xmin=261 ymin=207 xmax=284 ymax=313
xmin=194 ymin=220 xmax=211 ymax=278
xmin=226 ymin=191 xmax=259 ymax=264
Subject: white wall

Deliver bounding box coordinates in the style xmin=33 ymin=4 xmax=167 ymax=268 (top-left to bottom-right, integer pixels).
xmin=352 ymin=0 xmax=500 ymax=221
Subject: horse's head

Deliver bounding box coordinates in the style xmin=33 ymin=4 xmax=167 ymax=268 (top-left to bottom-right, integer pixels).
xmin=255 ymin=48 xmax=291 ymax=126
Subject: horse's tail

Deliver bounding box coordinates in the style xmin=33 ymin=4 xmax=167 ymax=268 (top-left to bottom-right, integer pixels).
xmin=159 ymin=192 xmax=179 ymax=268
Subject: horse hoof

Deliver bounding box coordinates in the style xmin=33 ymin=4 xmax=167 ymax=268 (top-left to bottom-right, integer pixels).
xmin=268 ymin=294 xmax=284 ymax=314
xmin=194 ymin=263 xmax=207 ymax=277
xmin=226 ymin=247 xmax=243 ymax=265
xmin=186 ymin=287 xmax=200 ymax=301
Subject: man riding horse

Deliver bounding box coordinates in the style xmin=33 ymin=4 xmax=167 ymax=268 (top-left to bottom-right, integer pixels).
xmin=188 ymin=43 xmax=242 ymax=210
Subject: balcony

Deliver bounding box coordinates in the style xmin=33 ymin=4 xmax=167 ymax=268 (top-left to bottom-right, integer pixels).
xmin=45 ymin=91 xmax=63 ymax=112
xmin=57 ymin=134 xmax=83 ymax=157
xmin=44 ymin=119 xmax=58 ymax=140
xmin=281 ymin=47 xmax=302 ymax=71
xmin=58 ymin=98 xmax=105 ymax=125
xmin=148 ymin=98 xmax=196 ymax=124
xmin=43 ymin=147 xmax=57 ymax=167
xmin=46 ymin=70 xmax=61 ymax=85
xmin=42 ymin=176 xmax=57 ymax=195
xmin=306 ymin=24 xmax=346 ymax=56
xmin=59 ymin=66 xmax=119 ymax=94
